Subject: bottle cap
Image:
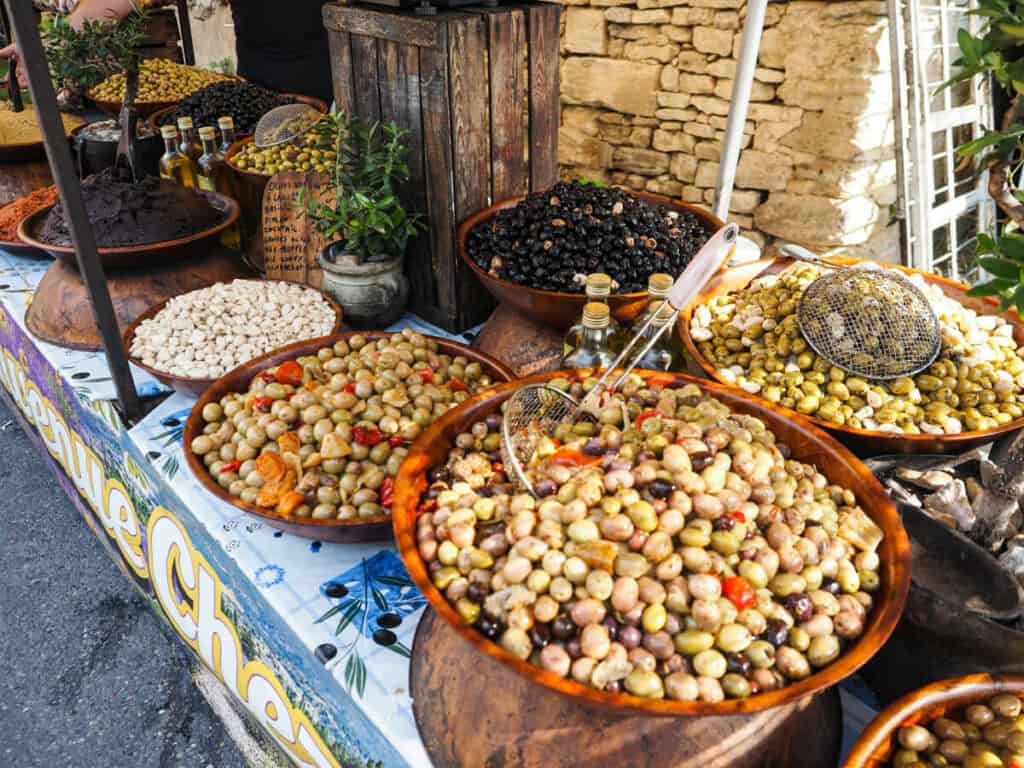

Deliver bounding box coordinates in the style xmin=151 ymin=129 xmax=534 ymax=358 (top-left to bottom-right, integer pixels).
xmin=160 ymin=125 xmax=178 ymax=139
xmin=585 ymin=273 xmax=613 ymax=299
xmin=176 ymin=116 xmax=194 ymax=130
xmin=647 ymin=273 xmax=674 ymax=300
xmin=198 ymin=126 xmax=216 ymax=140
xmin=582 ymin=302 xmax=610 ymax=329
xmin=217 ymin=116 xmax=234 ymax=130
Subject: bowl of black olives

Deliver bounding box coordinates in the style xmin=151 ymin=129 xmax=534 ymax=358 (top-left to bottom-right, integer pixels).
xmin=459 ymin=181 xmax=725 ymax=330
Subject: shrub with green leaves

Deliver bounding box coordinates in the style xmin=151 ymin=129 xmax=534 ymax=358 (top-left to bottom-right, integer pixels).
xmin=299 ymin=115 xmax=422 ymax=264
xmin=41 ymin=8 xmax=147 ymax=93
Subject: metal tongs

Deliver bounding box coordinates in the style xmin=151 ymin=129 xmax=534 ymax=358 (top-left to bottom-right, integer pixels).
xmin=113 ymin=64 xmax=140 ymax=181
xmin=0 ymin=3 xmax=22 ymax=113
xmin=501 ymin=223 xmax=739 ymax=496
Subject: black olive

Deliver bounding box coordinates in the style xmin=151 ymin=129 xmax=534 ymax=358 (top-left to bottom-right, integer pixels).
xmin=314 ymin=643 xmax=337 ymax=664
xmin=760 ymin=619 xmax=790 ymax=647
xmin=324 ymin=583 xmax=348 ymax=598
xmin=647 ymin=479 xmax=675 ymax=499
xmin=551 ymin=615 xmax=576 ymax=640
xmin=466 ymin=583 xmax=487 ymax=604
xmin=726 ymin=652 xmax=752 ymax=677
xmin=372 ymin=629 xmax=397 ymax=646
xmin=377 ymin=613 xmax=402 ymax=629
xmin=477 ymin=616 xmax=503 ymax=640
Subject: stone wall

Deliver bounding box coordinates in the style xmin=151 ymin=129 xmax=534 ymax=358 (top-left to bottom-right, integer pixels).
xmin=557 ymin=0 xmax=899 ymax=259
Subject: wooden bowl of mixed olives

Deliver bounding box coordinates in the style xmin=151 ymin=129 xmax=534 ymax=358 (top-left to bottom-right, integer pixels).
xmin=183 ymin=330 xmax=514 ymax=542
xmin=393 ymin=370 xmax=911 ymax=716
xmin=844 ymin=674 xmax=1024 ymax=767
xmin=680 ymin=257 xmax=1024 ymax=455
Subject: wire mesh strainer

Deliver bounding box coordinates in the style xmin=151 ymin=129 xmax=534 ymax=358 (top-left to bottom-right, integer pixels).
xmin=254 ymin=103 xmax=322 ymax=148
xmin=781 ymin=244 xmax=942 ymax=380
xmin=502 ymin=223 xmax=739 ymax=496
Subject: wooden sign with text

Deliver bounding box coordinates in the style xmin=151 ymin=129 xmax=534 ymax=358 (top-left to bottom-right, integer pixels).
xmin=261 ymin=171 xmax=332 ymax=289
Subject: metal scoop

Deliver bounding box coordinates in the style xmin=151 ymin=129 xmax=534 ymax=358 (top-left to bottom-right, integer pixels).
xmin=781 ymin=243 xmax=942 ymax=380
xmin=253 ymin=103 xmax=321 ymax=148
xmin=501 ymin=223 xmax=739 ymax=496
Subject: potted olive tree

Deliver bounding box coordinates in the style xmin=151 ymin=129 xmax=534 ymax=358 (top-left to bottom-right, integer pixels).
xmin=300 ymin=114 xmax=421 ymax=328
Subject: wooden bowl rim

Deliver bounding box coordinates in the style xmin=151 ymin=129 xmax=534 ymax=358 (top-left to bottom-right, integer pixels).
xmin=147 ymin=92 xmax=329 ymax=135
xmin=456 ymin=189 xmax=726 ymax=304
xmin=182 ymin=332 xmax=516 ymax=533
xmin=15 ymin=191 xmax=241 ymax=256
xmin=121 ymin=279 xmax=344 ymax=391
xmin=225 ymin=136 xmax=274 ymax=183
xmin=679 ymin=256 xmax=1024 ymax=448
xmin=842 ymin=674 xmax=1024 ymax=767
xmin=393 ymin=370 xmax=912 ymax=717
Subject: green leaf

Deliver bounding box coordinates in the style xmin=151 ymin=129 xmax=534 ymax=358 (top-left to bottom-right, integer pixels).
xmin=335 ymin=600 xmax=363 ymax=636
xmin=978 ymin=256 xmax=1023 ymax=279
xmin=386 ymin=642 xmax=412 ymax=659
xmin=344 ymin=653 xmax=367 ymax=697
xmin=1000 ymin=233 xmax=1024 ymax=261
xmin=967 ymin=280 xmax=1009 ymax=297
xmin=376 ymin=575 xmax=414 ymax=588
xmin=314 ymin=604 xmax=343 ymax=624
xmin=959 ymin=28 xmax=982 ymax=64
xmin=999 ymin=22 xmax=1024 ymax=38
xmin=370 ymin=585 xmax=388 ymax=612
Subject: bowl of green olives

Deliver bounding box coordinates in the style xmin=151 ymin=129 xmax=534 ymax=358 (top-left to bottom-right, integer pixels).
xmin=844 ymin=674 xmax=1024 ymax=767
xmin=680 ymin=257 xmax=1024 ymax=455
xmin=183 ymin=330 xmax=515 ymax=542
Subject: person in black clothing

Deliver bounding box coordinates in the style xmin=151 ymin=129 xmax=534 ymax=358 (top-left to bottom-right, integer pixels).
xmin=1 ymin=0 xmax=334 ymax=105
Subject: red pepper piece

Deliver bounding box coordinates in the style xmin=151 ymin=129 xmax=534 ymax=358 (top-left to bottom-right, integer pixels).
xmin=343 ymin=382 xmax=357 ymax=393
xmin=353 ymin=426 xmax=384 ymax=446
xmin=219 ymin=460 xmax=241 ymax=474
xmin=768 ymin=505 xmax=780 ymax=521
xmin=645 ymin=373 xmax=677 ymax=388
xmin=722 ymin=576 xmax=757 ymax=612
xmin=448 ymin=377 xmax=469 ymax=393
xmin=380 ymin=477 xmax=394 ymax=508
xmin=253 ymin=397 xmax=273 ymax=413
xmin=275 ymin=360 xmax=303 ymax=387
xmin=549 ymin=448 xmax=601 ymax=468
xmin=730 ymin=511 xmax=746 ymax=523
xmin=492 ymin=461 xmax=504 ymax=473
xmin=635 ymin=409 xmax=660 ymax=428
xmin=418 ymin=498 xmax=438 ymax=515
xmin=388 ymin=435 xmax=405 ymax=447
xmin=260 ymin=371 xmax=275 ymax=383
xmin=416 ymin=369 xmax=435 ymax=384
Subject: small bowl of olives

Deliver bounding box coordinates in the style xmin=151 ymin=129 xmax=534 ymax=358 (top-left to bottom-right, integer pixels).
xmin=844 ymin=674 xmax=1024 ymax=767
xmin=183 ymin=330 xmax=514 ymax=542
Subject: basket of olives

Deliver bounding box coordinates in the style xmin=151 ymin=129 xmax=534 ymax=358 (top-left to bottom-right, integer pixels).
xmin=458 ymin=181 xmax=726 ymax=331
xmin=87 ymin=58 xmax=235 ymax=118
xmin=183 ymin=330 xmax=514 ymax=542
xmin=392 ymin=370 xmax=910 ymax=715
xmin=844 ymin=674 xmax=1024 ymax=767
xmin=680 ymin=257 xmax=1024 ymax=455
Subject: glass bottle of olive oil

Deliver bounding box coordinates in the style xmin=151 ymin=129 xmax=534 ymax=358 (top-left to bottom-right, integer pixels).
xmin=632 ymin=273 xmax=673 ymax=328
xmin=158 ymin=125 xmax=197 ymax=188
xmin=176 ymin=116 xmax=202 ymax=166
xmin=196 ymin=126 xmax=241 ymax=250
xmin=217 ymin=116 xmax=236 ymax=155
xmin=634 ymin=301 xmax=676 ymax=371
xmin=563 ymin=302 xmax=616 ymax=370
xmin=563 ymin=273 xmax=620 ymax=358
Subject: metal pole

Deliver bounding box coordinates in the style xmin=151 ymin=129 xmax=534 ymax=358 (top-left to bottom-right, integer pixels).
xmin=175 ymin=0 xmax=195 ymax=66
xmin=4 ymin=0 xmax=142 ymax=421
xmin=713 ymin=0 xmax=768 ymax=222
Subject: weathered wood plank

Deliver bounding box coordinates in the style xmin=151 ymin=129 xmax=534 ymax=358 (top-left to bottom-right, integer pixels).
xmin=323 ymin=4 xmax=442 ymax=49
xmin=378 ymin=39 xmax=433 ymax=314
xmin=486 ymin=8 xmax=527 ymax=201
xmin=419 ymin=27 xmax=457 ymax=327
xmin=326 ymin=29 xmax=354 ymax=118
xmin=350 ymin=35 xmax=382 ymax=125
xmin=527 ymin=2 xmax=560 ymax=191
xmin=448 ymin=14 xmax=493 ymax=322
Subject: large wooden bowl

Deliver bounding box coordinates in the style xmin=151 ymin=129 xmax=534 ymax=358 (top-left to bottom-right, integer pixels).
xmin=843 ymin=674 xmax=1024 ymax=767
xmin=147 ymin=93 xmax=329 ymax=135
xmin=122 ymin=281 xmax=343 ymax=396
xmin=393 ymin=370 xmax=911 ymax=717
xmin=457 ymin=190 xmax=727 ymax=331
xmin=183 ymin=332 xmax=515 ymax=542
xmin=16 ymin=191 xmax=240 ymax=270
xmin=679 ymin=257 xmax=1024 ymax=455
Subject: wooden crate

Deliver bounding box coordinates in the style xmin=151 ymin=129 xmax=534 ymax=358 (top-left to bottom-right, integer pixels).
xmin=323 ymin=2 xmax=561 ymax=333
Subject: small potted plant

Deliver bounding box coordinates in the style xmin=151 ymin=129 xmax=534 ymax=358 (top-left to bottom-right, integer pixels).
xmin=300 ymin=114 xmax=421 ymax=328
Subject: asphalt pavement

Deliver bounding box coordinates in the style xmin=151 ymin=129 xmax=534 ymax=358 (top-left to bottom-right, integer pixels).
xmin=0 ymin=399 xmax=247 ymax=768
